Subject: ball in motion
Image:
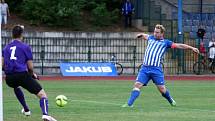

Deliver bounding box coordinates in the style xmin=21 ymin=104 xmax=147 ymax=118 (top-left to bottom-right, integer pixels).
xmin=55 ymin=95 xmax=68 ymax=107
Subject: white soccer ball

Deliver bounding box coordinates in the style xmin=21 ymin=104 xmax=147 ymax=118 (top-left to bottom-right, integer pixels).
xmin=55 ymin=95 xmax=68 ymax=107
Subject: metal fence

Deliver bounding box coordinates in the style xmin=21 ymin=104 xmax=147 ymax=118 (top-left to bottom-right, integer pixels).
xmin=2 ymin=36 xmax=205 ymax=75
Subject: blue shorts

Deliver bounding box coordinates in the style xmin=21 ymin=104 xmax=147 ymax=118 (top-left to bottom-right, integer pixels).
xmin=136 ymin=65 xmax=165 ymax=85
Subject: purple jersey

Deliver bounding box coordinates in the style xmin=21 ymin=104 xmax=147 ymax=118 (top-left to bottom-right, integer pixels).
xmin=2 ymin=40 xmax=33 ymax=74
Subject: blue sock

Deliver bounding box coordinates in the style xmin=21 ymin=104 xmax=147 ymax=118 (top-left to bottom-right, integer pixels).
xmin=127 ymin=89 xmax=140 ymax=106
xmin=40 ymin=97 xmax=49 ymax=115
xmin=14 ymin=87 xmax=29 ymax=112
xmin=162 ymin=90 xmax=173 ymax=104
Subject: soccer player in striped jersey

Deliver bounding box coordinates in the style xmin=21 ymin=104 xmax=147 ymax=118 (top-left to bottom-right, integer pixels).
xmin=122 ymin=24 xmax=199 ymax=107
xmin=2 ymin=25 xmax=57 ymax=121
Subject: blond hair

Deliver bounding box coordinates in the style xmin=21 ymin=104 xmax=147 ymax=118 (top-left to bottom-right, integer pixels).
xmin=155 ymin=24 xmax=165 ymax=33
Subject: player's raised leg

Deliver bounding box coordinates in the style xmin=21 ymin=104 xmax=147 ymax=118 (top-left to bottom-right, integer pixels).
xmin=157 ymin=85 xmax=176 ymax=106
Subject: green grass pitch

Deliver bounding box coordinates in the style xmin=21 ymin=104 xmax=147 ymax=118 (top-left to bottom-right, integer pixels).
xmin=3 ymin=80 xmax=215 ymax=121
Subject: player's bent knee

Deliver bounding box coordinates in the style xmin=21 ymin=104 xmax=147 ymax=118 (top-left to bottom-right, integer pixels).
xmin=134 ymin=82 xmax=143 ymax=89
xmin=157 ymin=85 xmax=166 ymax=93
xmin=36 ymin=89 xmax=47 ymax=98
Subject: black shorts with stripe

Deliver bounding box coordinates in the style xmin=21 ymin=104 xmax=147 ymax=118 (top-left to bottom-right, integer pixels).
xmin=5 ymin=71 xmax=42 ymax=95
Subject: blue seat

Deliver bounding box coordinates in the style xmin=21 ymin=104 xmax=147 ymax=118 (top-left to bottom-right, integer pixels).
xmin=206 ymin=26 xmax=212 ymax=32
xmin=208 ymin=14 xmax=215 ymax=20
xmin=200 ymin=20 xmax=207 ymax=25
xmin=213 ymin=20 xmax=215 ymax=26
xmin=186 ymin=13 xmax=191 ymax=19
xmin=201 ymin=13 xmax=208 ymax=20
xmin=213 ymin=26 xmax=215 ymax=32
xmin=192 ymin=20 xmax=199 ymax=26
xmin=183 ymin=13 xmax=191 ymax=20
xmin=204 ymin=32 xmax=211 ymax=39
xmin=192 ymin=13 xmax=201 ymax=20
xmin=190 ymin=32 xmax=197 ymax=39
xmin=206 ymin=20 xmax=213 ymax=26
xmin=184 ymin=20 xmax=192 ymax=26
xmin=191 ymin=26 xmax=198 ymax=32
xmin=183 ymin=26 xmax=191 ymax=32
xmin=212 ymin=32 xmax=215 ymax=37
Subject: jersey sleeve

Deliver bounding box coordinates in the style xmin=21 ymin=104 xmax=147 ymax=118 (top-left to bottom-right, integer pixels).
xmin=165 ymin=39 xmax=173 ymax=48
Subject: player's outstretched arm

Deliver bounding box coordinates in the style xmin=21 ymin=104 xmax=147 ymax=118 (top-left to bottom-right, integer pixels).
xmin=173 ymin=43 xmax=199 ymax=54
xmin=136 ymin=33 xmax=149 ymax=40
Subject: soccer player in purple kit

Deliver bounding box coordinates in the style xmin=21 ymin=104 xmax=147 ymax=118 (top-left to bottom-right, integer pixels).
xmin=122 ymin=24 xmax=200 ymax=107
xmin=2 ymin=25 xmax=57 ymax=121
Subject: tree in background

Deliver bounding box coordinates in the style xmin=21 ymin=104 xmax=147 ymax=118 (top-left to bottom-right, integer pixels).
xmin=6 ymin=0 xmax=121 ymax=30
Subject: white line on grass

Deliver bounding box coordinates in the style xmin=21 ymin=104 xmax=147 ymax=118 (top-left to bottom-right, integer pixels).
xmin=70 ymin=99 xmax=215 ymax=113
xmin=160 ymin=106 xmax=215 ymax=113
xmin=71 ymin=99 xmax=123 ymax=106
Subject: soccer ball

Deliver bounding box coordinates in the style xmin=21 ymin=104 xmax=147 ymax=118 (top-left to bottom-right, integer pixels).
xmin=55 ymin=95 xmax=68 ymax=107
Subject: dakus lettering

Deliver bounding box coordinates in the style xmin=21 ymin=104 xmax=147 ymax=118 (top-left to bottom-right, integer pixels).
xmin=65 ymin=66 xmax=112 ymax=72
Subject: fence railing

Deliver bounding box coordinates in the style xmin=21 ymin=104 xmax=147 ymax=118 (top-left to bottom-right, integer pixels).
xmin=2 ymin=36 xmax=202 ymax=75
